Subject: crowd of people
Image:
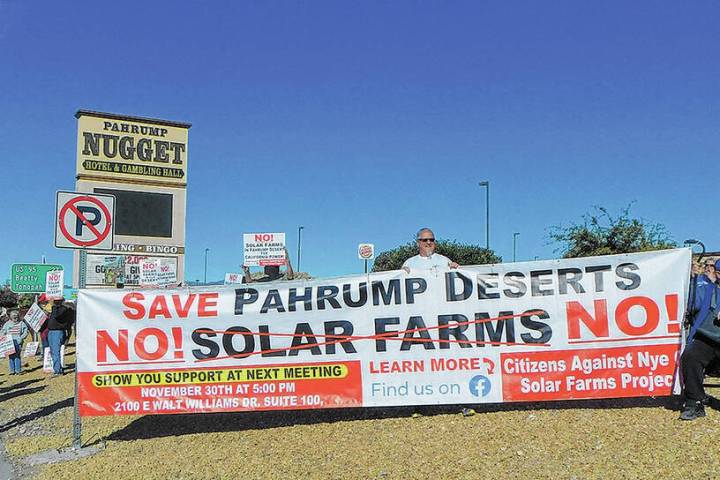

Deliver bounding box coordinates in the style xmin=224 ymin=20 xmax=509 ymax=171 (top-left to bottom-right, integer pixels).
xmin=0 ymin=294 xmax=75 ymax=378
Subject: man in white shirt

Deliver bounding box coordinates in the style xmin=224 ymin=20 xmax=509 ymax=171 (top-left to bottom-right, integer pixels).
xmin=402 ymin=228 xmax=459 ymax=274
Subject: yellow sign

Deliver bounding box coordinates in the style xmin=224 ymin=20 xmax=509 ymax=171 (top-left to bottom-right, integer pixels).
xmin=76 ymin=110 xmax=191 ymax=187
xmin=92 ymin=365 xmax=349 ymax=387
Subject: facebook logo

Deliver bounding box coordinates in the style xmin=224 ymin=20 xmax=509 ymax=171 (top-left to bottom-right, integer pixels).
xmin=469 ymin=375 xmax=491 ymax=397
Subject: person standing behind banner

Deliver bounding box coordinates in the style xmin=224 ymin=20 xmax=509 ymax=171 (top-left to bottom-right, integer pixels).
xmin=687 ymin=259 xmax=720 ymax=342
xmin=1 ymin=310 xmax=28 ymax=375
xmin=47 ymin=296 xmax=70 ymax=376
xmin=402 ymin=228 xmax=459 ymax=275
xmin=242 ymin=247 xmax=295 ymax=283
xmin=679 ymin=276 xmax=720 ymax=420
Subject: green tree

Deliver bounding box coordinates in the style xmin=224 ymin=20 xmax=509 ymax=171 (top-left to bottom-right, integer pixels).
xmin=0 ymin=287 xmax=18 ymax=308
xmin=372 ymin=240 xmax=500 ymax=272
xmin=18 ymin=294 xmax=35 ymax=309
xmin=549 ymin=205 xmax=676 ymax=258
xmin=0 ymin=289 xmax=42 ymax=310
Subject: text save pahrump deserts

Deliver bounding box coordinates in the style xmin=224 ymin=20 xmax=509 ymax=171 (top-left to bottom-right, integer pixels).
xmin=76 ymin=248 xmax=690 ymax=416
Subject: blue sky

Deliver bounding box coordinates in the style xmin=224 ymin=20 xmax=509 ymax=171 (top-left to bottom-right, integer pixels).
xmin=0 ymin=1 xmax=718 ymax=283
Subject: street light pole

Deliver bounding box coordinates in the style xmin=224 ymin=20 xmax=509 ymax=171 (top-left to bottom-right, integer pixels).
xmin=204 ymin=248 xmax=210 ymax=284
xmin=297 ymin=226 xmax=304 ymax=272
xmin=684 ymin=239 xmax=705 ymax=257
xmin=513 ymin=232 xmax=520 ymax=262
xmin=479 ymin=181 xmax=490 ymax=249
xmin=684 ymin=238 xmax=706 ymax=329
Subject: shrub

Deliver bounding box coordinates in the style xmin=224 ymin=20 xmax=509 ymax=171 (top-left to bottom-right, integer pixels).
xmin=373 ymin=240 xmax=501 ymax=272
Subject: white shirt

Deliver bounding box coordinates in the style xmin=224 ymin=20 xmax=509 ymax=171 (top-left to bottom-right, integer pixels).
xmin=402 ymin=253 xmax=452 ymax=276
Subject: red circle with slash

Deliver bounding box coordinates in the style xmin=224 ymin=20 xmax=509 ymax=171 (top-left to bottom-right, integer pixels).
xmin=58 ymin=195 xmax=112 ymax=247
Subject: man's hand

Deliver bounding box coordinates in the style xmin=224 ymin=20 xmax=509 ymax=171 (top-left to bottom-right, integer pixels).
xmin=449 ymin=262 xmax=459 ymax=269
xmin=402 ymin=266 xmax=410 ymax=274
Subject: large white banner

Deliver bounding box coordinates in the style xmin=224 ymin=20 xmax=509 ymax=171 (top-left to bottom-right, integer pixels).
xmin=77 ymin=249 xmax=690 ymax=417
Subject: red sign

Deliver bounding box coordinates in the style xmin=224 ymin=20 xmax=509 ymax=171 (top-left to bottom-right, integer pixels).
xmin=77 ymin=361 xmax=363 ymax=416
xmin=501 ymin=344 xmax=679 ymax=402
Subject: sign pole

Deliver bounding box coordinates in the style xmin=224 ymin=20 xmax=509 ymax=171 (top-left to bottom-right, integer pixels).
xmin=364 ymin=259 xmax=368 ymax=274
xmin=32 ymin=294 xmax=38 ymax=343
xmin=72 ymin=249 xmax=86 ymax=449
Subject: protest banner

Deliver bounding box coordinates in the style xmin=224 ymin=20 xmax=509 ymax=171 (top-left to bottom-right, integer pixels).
xmin=76 ymin=248 xmax=690 ymax=417
xmin=0 ymin=335 xmax=16 ymax=357
xmin=24 ymin=303 xmax=48 ymax=332
xmin=23 ymin=342 xmax=39 ymax=357
xmin=45 ymin=270 xmax=64 ymax=298
xmin=243 ymin=233 xmax=286 ymax=266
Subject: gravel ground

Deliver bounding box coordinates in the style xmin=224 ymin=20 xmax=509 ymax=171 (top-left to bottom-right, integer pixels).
xmin=1 ymin=344 xmax=719 ymax=480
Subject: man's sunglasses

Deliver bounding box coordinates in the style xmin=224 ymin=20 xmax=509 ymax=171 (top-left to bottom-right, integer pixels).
xmin=417 ymin=238 xmax=435 ymax=243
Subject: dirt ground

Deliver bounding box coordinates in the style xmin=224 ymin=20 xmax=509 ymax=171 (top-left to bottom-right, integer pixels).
xmin=1 ymin=344 xmax=719 ymax=480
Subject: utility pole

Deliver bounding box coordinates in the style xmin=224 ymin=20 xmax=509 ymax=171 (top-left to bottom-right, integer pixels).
xmin=297 ymin=226 xmax=304 ymax=272
xmin=513 ymin=232 xmax=520 ymax=262
xmin=479 ymin=181 xmax=490 ymax=249
xmin=204 ymin=248 xmax=210 ymax=284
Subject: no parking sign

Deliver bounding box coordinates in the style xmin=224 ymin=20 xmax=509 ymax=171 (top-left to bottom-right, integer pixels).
xmin=55 ymin=191 xmax=115 ymax=250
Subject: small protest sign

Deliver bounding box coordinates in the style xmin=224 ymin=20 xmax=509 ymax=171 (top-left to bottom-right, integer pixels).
xmin=141 ymin=259 xmax=177 ymax=287
xmin=43 ymin=347 xmax=51 ymax=372
xmin=224 ymin=273 xmax=244 ymax=285
xmin=45 ymin=270 xmax=64 ymax=298
xmin=0 ymin=335 xmax=16 ymax=357
xmin=156 ymin=262 xmax=177 ymax=286
xmin=23 ymin=342 xmax=39 ymax=357
xmin=24 ymin=303 xmax=48 ymax=332
xmin=43 ymin=345 xmax=65 ymax=372
xmin=140 ymin=259 xmax=160 ymax=286
xmin=243 ymin=233 xmax=286 ymax=266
